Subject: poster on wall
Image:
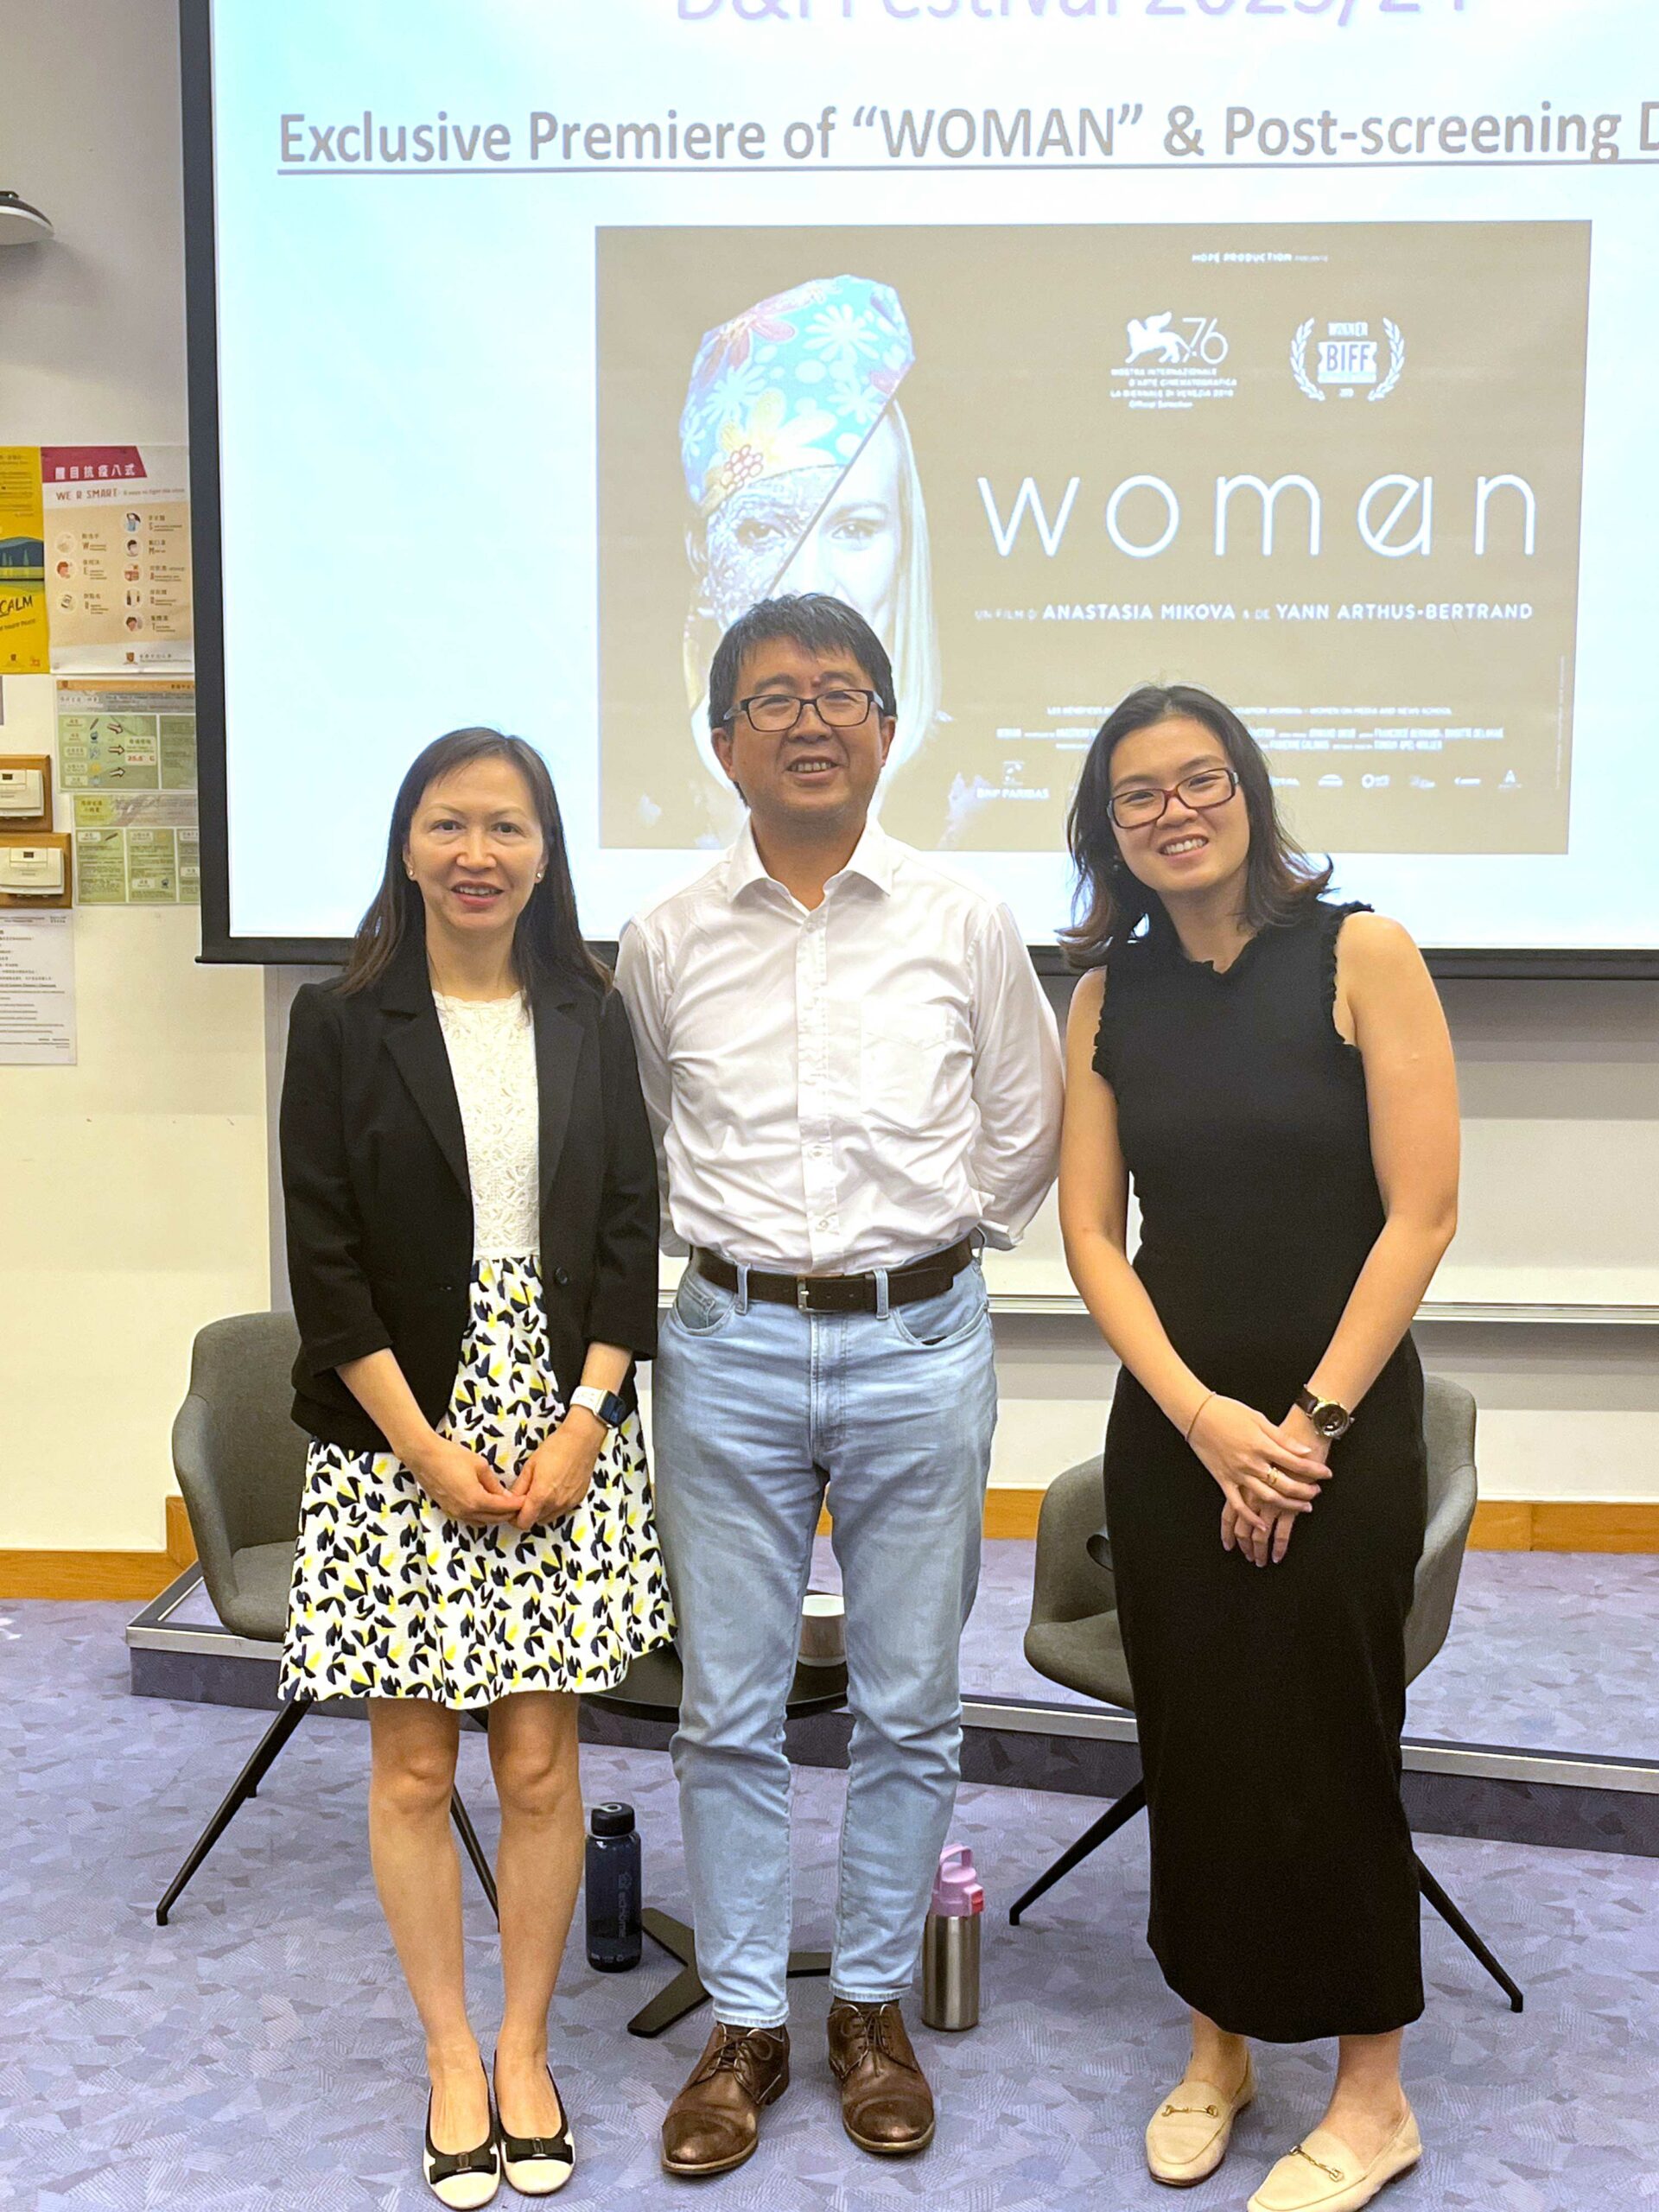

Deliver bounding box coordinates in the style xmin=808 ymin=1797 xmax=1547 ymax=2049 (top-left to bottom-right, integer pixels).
xmin=41 ymin=447 xmax=194 ymax=673
xmin=0 ymin=912 xmax=76 ymax=1066
xmin=0 ymin=449 xmax=50 ymax=676
xmin=56 ymin=680 xmax=200 ymax=906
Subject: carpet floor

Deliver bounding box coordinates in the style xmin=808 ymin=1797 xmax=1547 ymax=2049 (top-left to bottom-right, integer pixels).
xmin=3 ymin=1601 xmax=1658 ymax=2209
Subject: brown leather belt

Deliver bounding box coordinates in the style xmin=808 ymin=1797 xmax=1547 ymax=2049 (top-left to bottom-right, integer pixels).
xmin=692 ymin=1240 xmax=975 ymax=1314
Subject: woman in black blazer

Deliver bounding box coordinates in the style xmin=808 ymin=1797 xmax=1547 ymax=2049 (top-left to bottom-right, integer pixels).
xmin=280 ymin=727 xmax=672 ymax=2207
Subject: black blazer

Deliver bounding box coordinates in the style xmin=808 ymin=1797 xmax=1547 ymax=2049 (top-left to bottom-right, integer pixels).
xmin=279 ymin=936 xmax=658 ymax=1454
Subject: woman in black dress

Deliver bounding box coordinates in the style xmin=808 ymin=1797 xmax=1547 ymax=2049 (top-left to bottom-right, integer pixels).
xmin=1058 ymin=686 xmax=1459 ymax=2212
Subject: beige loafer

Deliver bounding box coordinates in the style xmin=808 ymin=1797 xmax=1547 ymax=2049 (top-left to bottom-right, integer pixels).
xmin=1145 ymin=2056 xmax=1256 ymax=2186
xmin=1248 ymin=2110 xmax=1422 ymax=2212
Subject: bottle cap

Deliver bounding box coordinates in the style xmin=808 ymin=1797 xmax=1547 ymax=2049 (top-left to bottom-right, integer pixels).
xmin=799 ymin=1589 xmax=847 ymax=1665
xmin=590 ymin=1801 xmax=635 ymax=1837
xmin=931 ymin=1843 xmax=984 ymax=1916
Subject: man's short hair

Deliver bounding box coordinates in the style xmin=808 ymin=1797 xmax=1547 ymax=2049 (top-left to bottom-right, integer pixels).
xmin=708 ymin=594 xmax=896 ymax=734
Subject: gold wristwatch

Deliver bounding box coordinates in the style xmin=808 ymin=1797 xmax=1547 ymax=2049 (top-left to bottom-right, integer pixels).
xmin=1296 ymin=1387 xmax=1354 ymax=1440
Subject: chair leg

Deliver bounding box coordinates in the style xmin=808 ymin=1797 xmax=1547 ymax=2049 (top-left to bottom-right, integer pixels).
xmin=1008 ymin=1778 xmax=1148 ymax=1926
xmin=1415 ymin=1853 xmax=1524 ymax=2013
xmin=625 ymin=1910 xmax=836 ymax=2039
xmin=449 ymin=1789 xmax=499 ymax=1922
xmin=627 ymin=1909 xmax=706 ymax=2037
xmin=156 ymin=1695 xmax=312 ymax=1925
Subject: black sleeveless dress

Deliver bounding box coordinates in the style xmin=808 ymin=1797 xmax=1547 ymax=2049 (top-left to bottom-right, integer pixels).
xmin=1095 ymin=898 xmax=1426 ymax=2043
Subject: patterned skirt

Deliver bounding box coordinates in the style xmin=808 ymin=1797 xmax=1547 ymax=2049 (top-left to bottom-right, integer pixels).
xmin=281 ymin=1255 xmax=674 ymax=1710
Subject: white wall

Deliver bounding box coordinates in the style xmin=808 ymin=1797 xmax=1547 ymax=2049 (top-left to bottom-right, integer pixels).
xmin=0 ymin=0 xmax=270 ymax=1553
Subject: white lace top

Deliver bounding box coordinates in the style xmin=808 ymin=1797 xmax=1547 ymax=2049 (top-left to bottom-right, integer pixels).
xmin=434 ymin=992 xmax=540 ymax=1260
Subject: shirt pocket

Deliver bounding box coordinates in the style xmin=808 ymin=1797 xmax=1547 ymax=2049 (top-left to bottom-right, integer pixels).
xmin=859 ymin=1001 xmax=961 ymax=1130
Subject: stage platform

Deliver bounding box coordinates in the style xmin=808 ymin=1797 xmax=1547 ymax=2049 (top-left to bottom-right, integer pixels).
xmin=125 ymin=1538 xmax=1659 ymax=1859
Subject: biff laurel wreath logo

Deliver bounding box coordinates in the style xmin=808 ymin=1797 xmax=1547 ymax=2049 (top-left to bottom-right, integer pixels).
xmin=1292 ymin=319 xmax=1407 ymax=403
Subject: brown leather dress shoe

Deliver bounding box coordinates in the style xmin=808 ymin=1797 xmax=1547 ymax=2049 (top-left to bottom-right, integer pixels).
xmin=660 ymin=2024 xmax=791 ymax=2177
xmin=826 ymin=1999 xmax=936 ymax=2156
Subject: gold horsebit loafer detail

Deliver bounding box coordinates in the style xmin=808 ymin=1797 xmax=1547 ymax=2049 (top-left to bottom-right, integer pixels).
xmin=1248 ymin=2111 xmax=1423 ymax=2212
xmin=1145 ymin=2057 xmax=1257 ymax=2186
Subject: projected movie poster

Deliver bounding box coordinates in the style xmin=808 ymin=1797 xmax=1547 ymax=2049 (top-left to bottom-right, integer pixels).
xmin=599 ymin=222 xmax=1588 ymax=858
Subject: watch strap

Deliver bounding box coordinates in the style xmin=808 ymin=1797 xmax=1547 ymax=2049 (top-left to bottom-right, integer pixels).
xmin=571 ymin=1385 xmax=624 ymax=1430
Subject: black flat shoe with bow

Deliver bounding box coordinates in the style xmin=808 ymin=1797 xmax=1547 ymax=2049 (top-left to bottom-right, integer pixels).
xmin=423 ymin=2088 xmax=500 ymax=2209
xmin=493 ymin=2055 xmax=575 ymax=2196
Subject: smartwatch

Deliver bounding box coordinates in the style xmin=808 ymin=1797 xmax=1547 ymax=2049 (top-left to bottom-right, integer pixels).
xmin=1296 ymin=1386 xmax=1354 ymax=1441
xmin=571 ymin=1386 xmax=626 ymax=1431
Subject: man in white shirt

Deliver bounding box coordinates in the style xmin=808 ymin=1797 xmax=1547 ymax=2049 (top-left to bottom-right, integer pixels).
xmin=617 ymin=593 xmax=1062 ymax=2177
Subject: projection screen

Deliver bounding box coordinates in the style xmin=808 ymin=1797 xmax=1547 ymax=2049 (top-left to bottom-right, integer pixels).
xmin=181 ymin=0 xmax=1659 ymax=973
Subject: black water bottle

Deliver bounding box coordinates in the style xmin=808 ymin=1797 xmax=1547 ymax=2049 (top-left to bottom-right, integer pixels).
xmin=585 ymin=1802 xmax=642 ymax=1971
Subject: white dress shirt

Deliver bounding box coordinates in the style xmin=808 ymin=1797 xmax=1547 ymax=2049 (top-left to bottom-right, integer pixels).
xmin=615 ymin=818 xmax=1064 ymax=1274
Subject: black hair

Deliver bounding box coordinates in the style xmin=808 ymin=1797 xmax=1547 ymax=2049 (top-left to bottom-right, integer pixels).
xmin=340 ymin=727 xmax=609 ymax=995
xmin=707 ymin=592 xmax=895 ymax=734
xmin=1062 ymin=683 xmax=1332 ymax=967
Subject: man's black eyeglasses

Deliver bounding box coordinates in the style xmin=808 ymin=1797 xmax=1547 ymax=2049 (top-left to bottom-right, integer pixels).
xmin=726 ymin=688 xmax=884 ymax=736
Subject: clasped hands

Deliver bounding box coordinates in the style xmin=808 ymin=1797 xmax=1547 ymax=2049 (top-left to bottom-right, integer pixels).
xmin=1187 ymin=1395 xmax=1333 ymax=1567
xmin=404 ymin=1408 xmax=608 ymax=1531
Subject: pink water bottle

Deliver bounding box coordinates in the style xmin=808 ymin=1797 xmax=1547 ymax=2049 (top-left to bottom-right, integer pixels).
xmin=921 ymin=1844 xmax=983 ymax=2030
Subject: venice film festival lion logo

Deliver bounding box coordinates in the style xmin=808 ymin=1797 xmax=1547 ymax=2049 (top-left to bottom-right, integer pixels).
xmin=1125 ymin=313 xmax=1230 ymax=367
xmin=1292 ymin=319 xmax=1406 ymax=402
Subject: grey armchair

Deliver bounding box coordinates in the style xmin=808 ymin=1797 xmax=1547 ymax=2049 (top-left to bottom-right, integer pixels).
xmin=170 ymin=1311 xmax=309 ymax=1641
xmin=1011 ymin=1375 xmax=1522 ymax=2012
xmin=156 ymin=1313 xmax=497 ymax=1925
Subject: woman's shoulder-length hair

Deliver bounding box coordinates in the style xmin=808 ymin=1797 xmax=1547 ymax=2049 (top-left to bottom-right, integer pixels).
xmin=1060 ymin=682 xmax=1332 ymax=969
xmin=339 ymin=727 xmax=610 ymax=997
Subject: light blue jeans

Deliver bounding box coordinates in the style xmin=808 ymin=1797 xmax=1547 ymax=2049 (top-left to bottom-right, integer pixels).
xmin=651 ymin=1255 xmax=998 ymax=2027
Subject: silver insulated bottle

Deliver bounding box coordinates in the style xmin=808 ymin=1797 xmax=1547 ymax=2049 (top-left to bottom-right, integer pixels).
xmin=921 ymin=1845 xmax=983 ymax=2031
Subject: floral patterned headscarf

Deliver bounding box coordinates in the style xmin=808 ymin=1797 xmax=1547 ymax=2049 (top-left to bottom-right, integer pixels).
xmin=680 ymin=275 xmax=916 ymax=517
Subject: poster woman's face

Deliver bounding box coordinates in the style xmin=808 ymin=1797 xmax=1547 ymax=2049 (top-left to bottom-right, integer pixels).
xmin=702 ymin=410 xmax=905 ymax=645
